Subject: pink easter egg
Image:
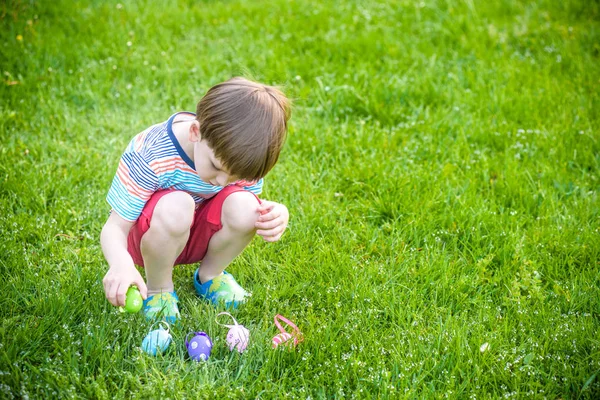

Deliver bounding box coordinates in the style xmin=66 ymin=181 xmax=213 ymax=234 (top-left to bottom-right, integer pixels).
xmin=272 ymin=332 xmax=294 ymax=349
xmin=226 ymin=325 xmax=250 ymax=353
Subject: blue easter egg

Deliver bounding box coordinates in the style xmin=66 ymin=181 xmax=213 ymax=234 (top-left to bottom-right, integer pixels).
xmin=142 ymin=329 xmax=172 ymax=356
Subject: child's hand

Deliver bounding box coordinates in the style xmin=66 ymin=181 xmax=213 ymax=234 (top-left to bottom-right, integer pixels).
xmin=255 ymin=200 xmax=289 ymax=242
xmin=102 ymin=264 xmax=148 ymax=307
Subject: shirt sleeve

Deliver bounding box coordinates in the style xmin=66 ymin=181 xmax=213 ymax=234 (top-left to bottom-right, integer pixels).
xmin=106 ymin=152 xmax=159 ymax=221
xmin=235 ymin=178 xmax=263 ymax=196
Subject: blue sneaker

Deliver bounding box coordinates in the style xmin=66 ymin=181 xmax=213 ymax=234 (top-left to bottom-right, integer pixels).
xmin=143 ymin=292 xmax=180 ymax=324
xmin=193 ymin=269 xmax=250 ymax=309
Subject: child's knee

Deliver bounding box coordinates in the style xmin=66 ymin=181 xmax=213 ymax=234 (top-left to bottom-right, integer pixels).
xmin=152 ymin=192 xmax=195 ymax=236
xmin=221 ymin=191 xmax=260 ymax=234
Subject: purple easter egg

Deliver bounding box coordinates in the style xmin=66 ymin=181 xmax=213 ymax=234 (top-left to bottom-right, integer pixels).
xmin=226 ymin=325 xmax=250 ymax=353
xmin=186 ymin=332 xmax=212 ymax=362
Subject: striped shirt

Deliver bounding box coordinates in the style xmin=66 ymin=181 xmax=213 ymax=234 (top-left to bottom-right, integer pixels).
xmin=107 ymin=112 xmax=263 ymax=221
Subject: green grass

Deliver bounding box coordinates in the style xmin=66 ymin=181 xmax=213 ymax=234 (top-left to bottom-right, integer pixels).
xmin=1 ymin=0 xmax=599 ymax=398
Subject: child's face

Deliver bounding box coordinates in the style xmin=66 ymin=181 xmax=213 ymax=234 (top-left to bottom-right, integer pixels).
xmin=193 ymin=139 xmax=239 ymax=187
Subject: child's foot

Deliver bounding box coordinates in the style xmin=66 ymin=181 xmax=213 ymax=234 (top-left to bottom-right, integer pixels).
xmin=193 ymin=269 xmax=250 ymax=309
xmin=143 ymin=292 xmax=180 ymax=324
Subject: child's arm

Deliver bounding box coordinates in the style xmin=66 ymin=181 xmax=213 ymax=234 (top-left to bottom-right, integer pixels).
xmin=100 ymin=212 xmax=148 ymax=307
xmin=255 ymin=200 xmax=289 ymax=242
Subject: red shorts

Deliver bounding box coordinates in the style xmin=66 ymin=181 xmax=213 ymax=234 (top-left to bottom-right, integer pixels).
xmin=127 ymin=186 xmax=259 ymax=267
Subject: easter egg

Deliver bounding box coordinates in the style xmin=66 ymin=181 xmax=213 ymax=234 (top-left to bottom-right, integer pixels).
xmin=226 ymin=325 xmax=250 ymax=353
xmin=215 ymin=312 xmax=250 ymax=354
xmin=271 ymin=314 xmax=303 ymax=350
xmin=123 ymin=286 xmax=143 ymax=313
xmin=272 ymin=332 xmax=294 ymax=349
xmin=186 ymin=332 xmax=212 ymax=361
xmin=142 ymin=328 xmax=172 ymax=356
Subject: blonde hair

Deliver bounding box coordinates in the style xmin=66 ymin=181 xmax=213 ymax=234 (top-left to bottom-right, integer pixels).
xmin=196 ymin=77 xmax=291 ymax=181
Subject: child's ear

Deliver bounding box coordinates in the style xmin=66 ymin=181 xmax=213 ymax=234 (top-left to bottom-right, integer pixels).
xmin=189 ymin=121 xmax=201 ymax=142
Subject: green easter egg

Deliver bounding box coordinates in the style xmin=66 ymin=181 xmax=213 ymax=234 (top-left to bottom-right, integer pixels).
xmin=124 ymin=286 xmax=143 ymax=313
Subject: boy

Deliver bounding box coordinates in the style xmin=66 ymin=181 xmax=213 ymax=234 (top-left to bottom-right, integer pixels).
xmin=101 ymin=77 xmax=291 ymax=323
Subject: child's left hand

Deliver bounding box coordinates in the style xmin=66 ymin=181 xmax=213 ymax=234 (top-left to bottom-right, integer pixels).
xmin=255 ymin=200 xmax=289 ymax=242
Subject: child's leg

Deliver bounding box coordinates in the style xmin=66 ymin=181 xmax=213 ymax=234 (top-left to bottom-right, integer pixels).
xmin=196 ymin=190 xmax=260 ymax=283
xmin=140 ymin=191 xmax=195 ymax=295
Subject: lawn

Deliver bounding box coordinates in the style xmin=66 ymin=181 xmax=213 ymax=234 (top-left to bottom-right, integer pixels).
xmin=1 ymin=0 xmax=599 ymax=398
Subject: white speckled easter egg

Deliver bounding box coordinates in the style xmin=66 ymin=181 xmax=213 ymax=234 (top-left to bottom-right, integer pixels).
xmin=186 ymin=332 xmax=212 ymax=362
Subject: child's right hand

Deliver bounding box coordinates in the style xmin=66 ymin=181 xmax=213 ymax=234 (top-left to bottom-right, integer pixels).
xmin=102 ymin=265 xmax=148 ymax=307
